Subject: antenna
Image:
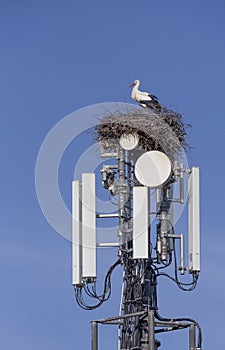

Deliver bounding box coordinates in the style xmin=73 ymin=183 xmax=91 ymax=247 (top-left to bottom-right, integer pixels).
xmin=81 ymin=173 xmax=96 ymax=281
xmin=188 ymin=166 xmax=200 ymax=273
xmin=72 ymin=107 xmax=203 ymax=349
xmin=133 ymin=186 xmax=149 ymax=259
xmin=72 ymin=180 xmax=82 ymax=286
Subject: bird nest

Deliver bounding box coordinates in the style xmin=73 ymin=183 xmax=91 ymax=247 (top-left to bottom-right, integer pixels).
xmin=94 ymin=105 xmax=190 ymax=161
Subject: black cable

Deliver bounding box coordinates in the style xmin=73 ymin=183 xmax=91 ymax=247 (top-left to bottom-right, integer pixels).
xmin=156 ymin=247 xmax=198 ymax=291
xmin=173 ymin=246 xmax=199 ymax=291
xmin=74 ymin=258 xmax=121 ymax=310
xmin=155 ymin=218 xmax=198 ymax=291
xmin=156 ymin=253 xmax=172 ymax=270
xmin=155 ymin=310 xmax=202 ymax=348
xmin=157 ymin=271 xmax=197 ymax=290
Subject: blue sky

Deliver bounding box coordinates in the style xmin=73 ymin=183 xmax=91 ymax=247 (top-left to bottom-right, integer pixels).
xmin=1 ymin=1 xmax=225 ymax=349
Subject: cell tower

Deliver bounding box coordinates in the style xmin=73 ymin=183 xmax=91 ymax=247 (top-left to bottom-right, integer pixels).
xmin=72 ymin=106 xmax=202 ymax=350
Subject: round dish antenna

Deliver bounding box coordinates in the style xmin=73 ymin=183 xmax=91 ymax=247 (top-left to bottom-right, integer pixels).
xmin=135 ymin=150 xmax=172 ymax=187
xmin=119 ymin=133 xmax=139 ymax=150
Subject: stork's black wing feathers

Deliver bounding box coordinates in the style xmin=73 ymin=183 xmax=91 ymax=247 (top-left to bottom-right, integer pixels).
xmin=148 ymin=94 xmax=159 ymax=101
xmin=140 ymin=99 xmax=162 ymax=112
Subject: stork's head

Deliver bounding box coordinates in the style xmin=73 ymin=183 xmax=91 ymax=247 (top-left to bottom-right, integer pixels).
xmin=128 ymin=79 xmax=140 ymax=88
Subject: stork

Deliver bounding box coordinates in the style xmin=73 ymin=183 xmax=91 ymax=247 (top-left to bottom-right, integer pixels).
xmin=129 ymin=79 xmax=162 ymax=112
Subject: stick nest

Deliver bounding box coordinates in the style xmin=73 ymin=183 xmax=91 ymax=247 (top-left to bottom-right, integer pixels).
xmin=94 ymin=105 xmax=190 ymax=160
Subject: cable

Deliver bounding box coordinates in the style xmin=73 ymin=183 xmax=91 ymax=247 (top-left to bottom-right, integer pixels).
xmin=155 ymin=218 xmax=198 ymax=291
xmin=74 ymin=258 xmax=121 ymax=310
xmin=155 ymin=310 xmax=202 ymax=348
xmin=156 ymin=250 xmax=198 ymax=291
xmin=174 ymin=247 xmax=199 ymax=291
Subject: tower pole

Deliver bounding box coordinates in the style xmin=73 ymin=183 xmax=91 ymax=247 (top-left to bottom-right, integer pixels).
xmin=117 ymin=146 xmax=158 ymax=350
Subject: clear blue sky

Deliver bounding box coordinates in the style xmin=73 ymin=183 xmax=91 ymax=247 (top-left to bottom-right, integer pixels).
xmin=1 ymin=1 xmax=225 ymax=349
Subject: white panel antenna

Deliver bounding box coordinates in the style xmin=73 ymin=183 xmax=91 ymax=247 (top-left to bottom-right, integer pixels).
xmin=133 ymin=186 xmax=150 ymax=259
xmin=188 ymin=167 xmax=200 ymax=272
xmin=72 ymin=181 xmax=82 ymax=286
xmin=82 ymin=173 xmax=97 ymax=280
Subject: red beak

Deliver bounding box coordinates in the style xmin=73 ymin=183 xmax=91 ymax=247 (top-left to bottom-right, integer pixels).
xmin=128 ymin=82 xmax=135 ymax=88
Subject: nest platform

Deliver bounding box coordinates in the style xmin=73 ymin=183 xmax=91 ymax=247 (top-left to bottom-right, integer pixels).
xmin=94 ymin=105 xmax=189 ymax=161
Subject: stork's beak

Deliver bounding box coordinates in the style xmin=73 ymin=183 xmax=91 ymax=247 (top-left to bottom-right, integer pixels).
xmin=128 ymin=82 xmax=135 ymax=88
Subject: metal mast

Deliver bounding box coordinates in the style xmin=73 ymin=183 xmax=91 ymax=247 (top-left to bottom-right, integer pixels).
xmin=116 ymin=147 xmax=157 ymax=350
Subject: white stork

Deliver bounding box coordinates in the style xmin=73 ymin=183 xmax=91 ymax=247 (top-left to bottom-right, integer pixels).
xmin=129 ymin=79 xmax=162 ymax=111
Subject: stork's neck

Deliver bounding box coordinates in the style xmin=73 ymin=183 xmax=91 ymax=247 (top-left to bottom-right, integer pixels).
xmin=131 ymin=83 xmax=140 ymax=99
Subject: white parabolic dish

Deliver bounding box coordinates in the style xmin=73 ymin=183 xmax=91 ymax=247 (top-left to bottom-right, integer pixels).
xmin=135 ymin=151 xmax=172 ymax=187
xmin=119 ymin=133 xmax=139 ymax=150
